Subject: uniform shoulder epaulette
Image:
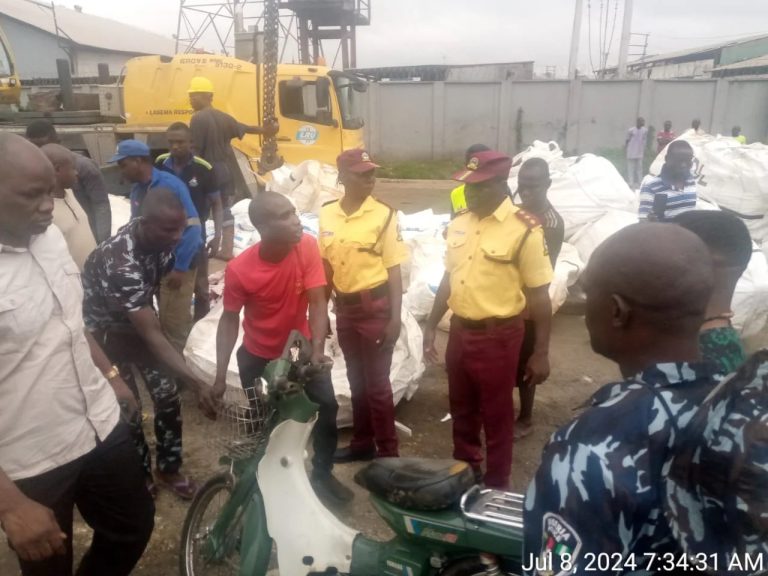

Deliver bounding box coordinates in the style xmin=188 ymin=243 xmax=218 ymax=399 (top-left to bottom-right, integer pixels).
xmin=155 ymin=152 xmax=170 ymax=163
xmin=515 ymin=209 xmax=541 ymax=229
xmin=321 ymin=199 xmax=339 ymax=207
xmin=192 ymin=156 xmax=213 ymax=170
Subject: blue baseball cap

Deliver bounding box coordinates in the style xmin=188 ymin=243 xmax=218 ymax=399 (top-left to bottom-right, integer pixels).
xmin=109 ymin=139 xmax=151 ymax=163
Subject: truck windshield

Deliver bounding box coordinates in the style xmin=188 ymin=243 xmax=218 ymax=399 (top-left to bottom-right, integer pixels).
xmin=333 ymin=75 xmax=365 ymax=130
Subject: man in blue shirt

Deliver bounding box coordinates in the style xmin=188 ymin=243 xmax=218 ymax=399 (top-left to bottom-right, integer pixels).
xmin=110 ymin=140 xmax=203 ymax=350
xmin=156 ymin=123 xmax=223 ymax=321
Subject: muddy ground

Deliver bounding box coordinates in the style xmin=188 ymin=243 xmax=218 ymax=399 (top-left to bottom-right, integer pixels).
xmin=2 ymin=180 xmax=765 ymax=575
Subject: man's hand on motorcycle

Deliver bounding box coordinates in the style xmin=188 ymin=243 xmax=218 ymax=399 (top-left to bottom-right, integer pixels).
xmin=309 ymin=350 xmax=333 ymax=368
xmin=211 ymin=379 xmax=227 ymax=401
xmin=196 ymin=382 xmax=219 ymax=419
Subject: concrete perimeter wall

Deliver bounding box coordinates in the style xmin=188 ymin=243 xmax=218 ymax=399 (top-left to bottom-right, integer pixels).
xmin=363 ymin=78 xmax=768 ymax=161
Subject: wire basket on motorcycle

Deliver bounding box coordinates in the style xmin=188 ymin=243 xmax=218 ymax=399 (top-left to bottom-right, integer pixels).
xmin=210 ymin=385 xmax=276 ymax=460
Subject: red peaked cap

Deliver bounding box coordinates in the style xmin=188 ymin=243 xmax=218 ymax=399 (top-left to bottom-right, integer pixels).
xmin=337 ymin=149 xmax=380 ymax=173
xmin=452 ymin=150 xmax=512 ymax=183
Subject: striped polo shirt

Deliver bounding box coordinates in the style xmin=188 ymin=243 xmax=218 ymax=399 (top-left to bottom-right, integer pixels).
xmin=638 ymin=168 xmax=697 ymax=220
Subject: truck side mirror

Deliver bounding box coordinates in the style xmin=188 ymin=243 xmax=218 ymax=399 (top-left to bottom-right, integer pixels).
xmin=316 ymin=77 xmax=331 ymax=109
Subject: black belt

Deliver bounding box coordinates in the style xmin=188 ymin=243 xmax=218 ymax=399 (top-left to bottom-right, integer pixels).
xmin=452 ymin=315 xmax=521 ymax=330
xmin=335 ymin=283 xmax=389 ymax=305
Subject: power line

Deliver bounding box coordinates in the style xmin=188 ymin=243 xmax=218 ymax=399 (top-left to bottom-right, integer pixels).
xmin=598 ymin=0 xmax=604 ymax=74
xmin=603 ymin=0 xmax=619 ymax=71
xmin=601 ymin=0 xmax=610 ymax=71
xmin=651 ymin=31 xmax=766 ymax=41
xmin=587 ymin=0 xmax=597 ymax=75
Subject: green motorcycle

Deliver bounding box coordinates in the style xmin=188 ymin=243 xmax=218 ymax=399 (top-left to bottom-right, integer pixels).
xmin=180 ymin=331 xmax=525 ymax=576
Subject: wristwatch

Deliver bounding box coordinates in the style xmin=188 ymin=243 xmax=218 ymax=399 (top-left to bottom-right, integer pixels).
xmin=104 ymin=365 xmax=120 ymax=381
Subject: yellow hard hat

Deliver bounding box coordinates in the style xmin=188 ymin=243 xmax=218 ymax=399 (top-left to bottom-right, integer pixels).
xmin=188 ymin=76 xmax=214 ymax=94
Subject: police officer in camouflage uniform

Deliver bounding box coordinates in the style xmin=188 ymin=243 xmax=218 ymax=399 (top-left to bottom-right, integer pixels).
xmin=523 ymin=223 xmax=721 ymax=575
xmin=82 ymin=190 xmax=217 ymax=500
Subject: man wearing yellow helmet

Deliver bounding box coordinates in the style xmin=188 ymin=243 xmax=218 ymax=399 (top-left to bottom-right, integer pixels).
xmin=188 ymin=76 xmax=279 ymax=260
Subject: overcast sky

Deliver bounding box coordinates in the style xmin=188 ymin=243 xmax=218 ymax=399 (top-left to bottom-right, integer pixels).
xmin=63 ymin=0 xmax=765 ymax=76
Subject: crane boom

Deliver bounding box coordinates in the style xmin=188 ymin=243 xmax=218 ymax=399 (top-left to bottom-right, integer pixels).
xmin=258 ymin=0 xmax=283 ymax=173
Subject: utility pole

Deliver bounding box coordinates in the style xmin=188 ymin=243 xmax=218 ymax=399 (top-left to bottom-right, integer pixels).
xmin=234 ymin=0 xmax=245 ymax=34
xmin=617 ymin=0 xmax=634 ymax=78
xmin=567 ymin=0 xmax=584 ymax=79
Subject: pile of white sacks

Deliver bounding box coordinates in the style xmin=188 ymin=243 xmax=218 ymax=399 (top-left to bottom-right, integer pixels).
xmin=115 ymin=134 xmax=768 ymax=426
xmin=389 ymin=136 xmax=768 ymax=338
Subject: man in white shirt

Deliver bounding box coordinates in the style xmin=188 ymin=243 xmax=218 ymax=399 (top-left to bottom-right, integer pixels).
xmin=41 ymin=143 xmax=97 ymax=270
xmin=0 ymin=134 xmax=153 ymax=576
xmin=625 ymin=117 xmax=648 ymax=190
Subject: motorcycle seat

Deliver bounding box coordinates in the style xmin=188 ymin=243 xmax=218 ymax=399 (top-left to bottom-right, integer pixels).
xmin=354 ymin=458 xmax=476 ymax=511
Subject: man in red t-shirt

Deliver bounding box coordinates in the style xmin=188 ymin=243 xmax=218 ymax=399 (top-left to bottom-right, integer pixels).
xmin=212 ymin=191 xmax=352 ymax=505
xmin=656 ymin=120 xmax=676 ymax=154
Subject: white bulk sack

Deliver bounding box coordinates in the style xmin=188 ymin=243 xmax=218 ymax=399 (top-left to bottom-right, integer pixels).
xmin=109 ymin=195 xmax=132 ymax=233
xmin=650 ymin=134 xmax=768 ymax=246
xmin=569 ymin=210 xmax=639 ymax=265
xmin=566 ymin=208 xmax=768 ymax=338
xmin=403 ymin=235 xmax=447 ymax=321
xmin=733 ymin=249 xmax=768 ymax=338
xmin=268 ymin=160 xmax=343 ymax=214
xmin=509 ymin=141 xmax=638 ymax=238
xmin=550 ymin=243 xmax=585 ymax=312
xmin=183 ymin=302 xmax=424 ymax=427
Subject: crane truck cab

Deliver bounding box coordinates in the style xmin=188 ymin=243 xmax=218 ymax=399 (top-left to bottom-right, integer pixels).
xmin=0 ymin=24 xmax=21 ymax=107
xmin=120 ymin=54 xmax=367 ymax=172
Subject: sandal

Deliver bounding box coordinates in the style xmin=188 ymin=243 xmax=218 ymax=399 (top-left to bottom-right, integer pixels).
xmin=514 ymin=424 xmax=533 ymax=440
xmin=156 ymin=473 xmax=198 ymax=500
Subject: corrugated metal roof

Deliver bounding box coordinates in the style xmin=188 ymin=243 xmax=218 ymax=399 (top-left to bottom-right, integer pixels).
xmin=0 ymin=0 xmax=175 ymax=55
xmin=351 ymin=62 xmax=535 ymax=81
xmin=629 ymin=33 xmax=768 ymax=67
xmin=713 ymin=53 xmax=768 ymax=71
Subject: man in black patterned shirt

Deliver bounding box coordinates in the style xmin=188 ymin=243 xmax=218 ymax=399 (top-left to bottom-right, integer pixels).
xmin=82 ymin=189 xmax=216 ymax=500
xmin=513 ymin=158 xmax=564 ymax=438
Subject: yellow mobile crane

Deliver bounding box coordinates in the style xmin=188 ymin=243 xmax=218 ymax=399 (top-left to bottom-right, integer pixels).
xmin=120 ymin=0 xmax=367 ymax=178
xmin=0 ymin=0 xmax=368 ymax=185
xmin=0 ymin=23 xmax=21 ymax=106
xmin=120 ymin=55 xmax=367 ymax=171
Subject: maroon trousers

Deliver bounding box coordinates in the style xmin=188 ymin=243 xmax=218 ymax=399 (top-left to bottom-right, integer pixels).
xmin=446 ymin=317 xmax=524 ymax=489
xmin=336 ymin=294 xmax=399 ymax=457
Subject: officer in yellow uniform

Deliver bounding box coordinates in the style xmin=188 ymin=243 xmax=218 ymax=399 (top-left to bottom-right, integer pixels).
xmin=423 ymin=150 xmax=554 ymax=489
xmin=319 ymin=149 xmax=409 ymax=461
xmin=450 ymin=143 xmax=490 ymax=217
